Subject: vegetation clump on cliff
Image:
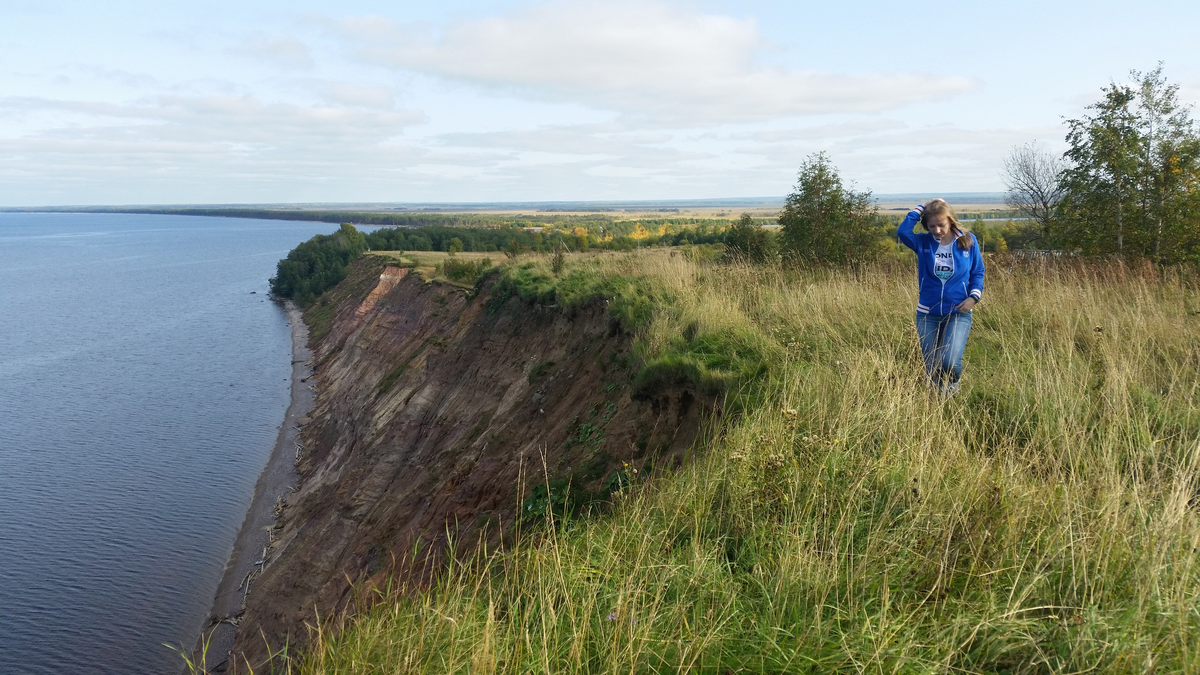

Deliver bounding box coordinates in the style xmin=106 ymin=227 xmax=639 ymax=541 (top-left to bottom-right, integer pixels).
xmin=291 ymin=248 xmax=1200 ymax=673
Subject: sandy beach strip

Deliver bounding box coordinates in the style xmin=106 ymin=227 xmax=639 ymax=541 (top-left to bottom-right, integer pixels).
xmin=187 ymin=300 xmax=314 ymax=673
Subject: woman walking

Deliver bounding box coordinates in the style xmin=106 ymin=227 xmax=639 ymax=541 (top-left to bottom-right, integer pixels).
xmin=896 ymin=199 xmax=985 ymax=395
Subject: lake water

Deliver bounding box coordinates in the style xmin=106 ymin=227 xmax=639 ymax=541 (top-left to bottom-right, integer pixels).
xmin=0 ymin=213 xmax=337 ymax=674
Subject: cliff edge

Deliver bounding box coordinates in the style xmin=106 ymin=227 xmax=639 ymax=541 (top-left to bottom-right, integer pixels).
xmin=228 ymin=256 xmax=713 ymax=669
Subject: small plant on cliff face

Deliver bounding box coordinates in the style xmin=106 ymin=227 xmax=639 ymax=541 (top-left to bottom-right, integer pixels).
xmin=527 ymin=360 xmax=555 ymax=385
xmin=520 ymin=478 xmax=573 ymax=524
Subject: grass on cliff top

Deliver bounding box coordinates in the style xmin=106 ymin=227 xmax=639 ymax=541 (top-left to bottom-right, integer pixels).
xmin=364 ymin=250 xmax=498 ymax=288
xmin=493 ymin=249 xmax=768 ymax=401
xmin=297 ymin=250 xmax=1200 ymax=674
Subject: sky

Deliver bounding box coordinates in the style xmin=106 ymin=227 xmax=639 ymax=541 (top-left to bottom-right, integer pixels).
xmin=1 ymin=0 xmax=1197 ymax=206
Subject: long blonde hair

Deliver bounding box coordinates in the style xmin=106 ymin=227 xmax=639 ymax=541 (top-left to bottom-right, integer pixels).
xmin=921 ymin=198 xmax=973 ymax=250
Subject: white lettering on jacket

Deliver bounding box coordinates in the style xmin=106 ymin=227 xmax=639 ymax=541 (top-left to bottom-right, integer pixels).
xmin=934 ymin=242 xmax=954 ymax=281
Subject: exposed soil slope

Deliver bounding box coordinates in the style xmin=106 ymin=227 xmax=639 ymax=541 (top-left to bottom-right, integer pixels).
xmin=230 ymin=257 xmax=713 ymax=669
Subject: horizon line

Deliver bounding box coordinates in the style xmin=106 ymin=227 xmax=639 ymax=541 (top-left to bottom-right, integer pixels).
xmin=1 ymin=192 xmax=1008 ymax=212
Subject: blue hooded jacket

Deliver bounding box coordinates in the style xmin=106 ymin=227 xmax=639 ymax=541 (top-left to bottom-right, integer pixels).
xmin=896 ymin=206 xmax=985 ymax=316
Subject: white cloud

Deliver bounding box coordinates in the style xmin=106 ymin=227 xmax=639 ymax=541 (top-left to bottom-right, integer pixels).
xmin=229 ymin=37 xmax=314 ymax=69
xmin=0 ymin=94 xmax=424 ymax=140
xmin=1 ymin=2 xmax=1045 ymax=203
xmin=312 ymin=81 xmax=396 ymax=109
xmin=71 ymin=66 xmax=163 ymax=91
xmin=0 ymin=92 xmax=431 ymax=203
xmin=733 ymin=119 xmax=908 ymax=143
xmin=438 ymin=123 xmax=673 ymax=156
xmin=335 ymin=1 xmax=974 ymax=124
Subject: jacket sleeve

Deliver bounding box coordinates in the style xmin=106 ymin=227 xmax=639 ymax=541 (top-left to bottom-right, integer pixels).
xmin=968 ymin=236 xmax=985 ymax=301
xmin=896 ymin=205 xmax=923 ymax=252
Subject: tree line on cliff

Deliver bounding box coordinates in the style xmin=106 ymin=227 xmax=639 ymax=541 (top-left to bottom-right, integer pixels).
xmin=269 ymin=223 xmax=368 ymax=306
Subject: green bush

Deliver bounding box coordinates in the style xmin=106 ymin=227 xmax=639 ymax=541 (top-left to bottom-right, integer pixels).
xmin=438 ymin=257 xmax=493 ymax=284
xmin=723 ymin=213 xmax=776 ymax=263
xmin=779 ymin=153 xmax=883 ymax=265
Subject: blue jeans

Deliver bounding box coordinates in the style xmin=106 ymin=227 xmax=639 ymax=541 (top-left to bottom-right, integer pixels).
xmin=915 ymin=311 xmax=972 ymax=390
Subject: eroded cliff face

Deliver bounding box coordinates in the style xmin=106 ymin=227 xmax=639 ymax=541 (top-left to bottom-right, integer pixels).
xmin=230 ymin=257 xmax=711 ymax=669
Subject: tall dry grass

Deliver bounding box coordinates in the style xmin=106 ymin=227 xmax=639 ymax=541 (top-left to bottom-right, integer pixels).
xmin=298 ymin=251 xmax=1200 ymax=674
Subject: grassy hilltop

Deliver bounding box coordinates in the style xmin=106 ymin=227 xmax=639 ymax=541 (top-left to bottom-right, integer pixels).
xmin=288 ymin=248 xmax=1200 ymax=674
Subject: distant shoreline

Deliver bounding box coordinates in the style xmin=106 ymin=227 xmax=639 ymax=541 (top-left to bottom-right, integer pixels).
xmin=0 ymin=193 xmax=1010 ymax=222
xmin=187 ymin=300 xmax=314 ymax=673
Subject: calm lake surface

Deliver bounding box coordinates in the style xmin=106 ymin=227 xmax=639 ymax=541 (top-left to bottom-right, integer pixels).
xmin=0 ymin=213 xmax=338 ymax=674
